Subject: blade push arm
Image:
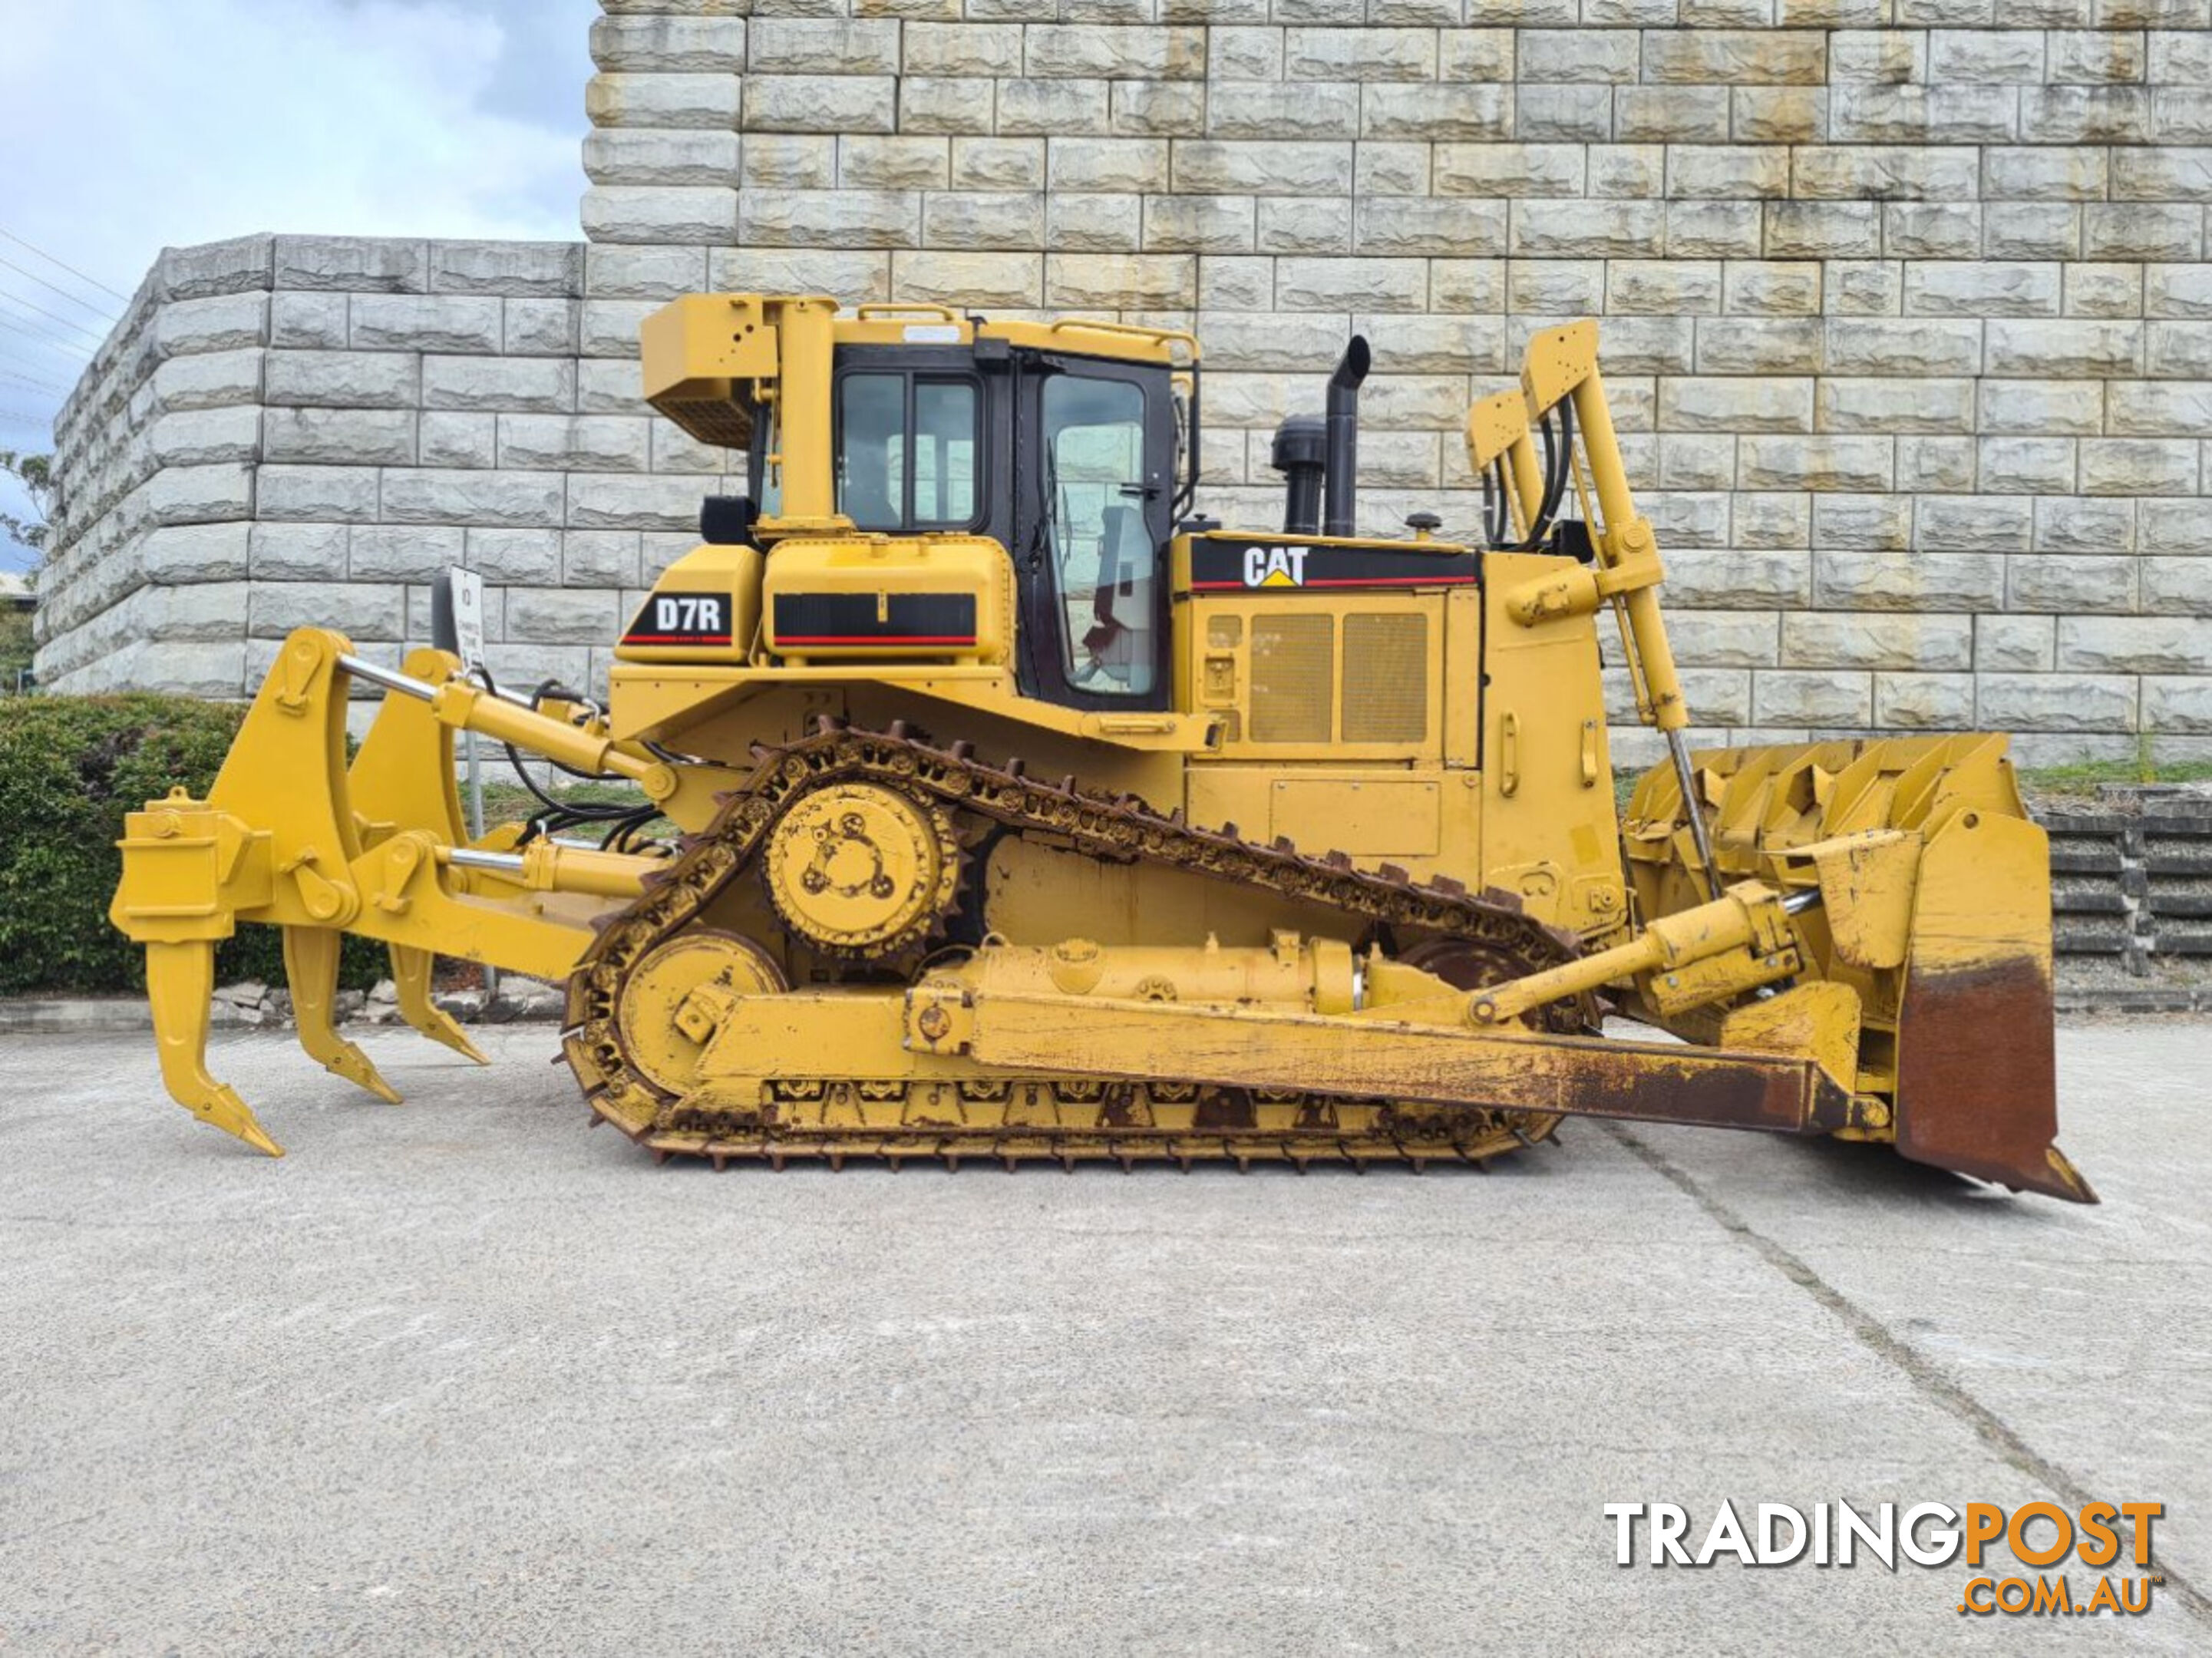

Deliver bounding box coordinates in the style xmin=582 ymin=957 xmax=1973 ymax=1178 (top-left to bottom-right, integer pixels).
xmin=901 ymin=914 xmax=1874 ymax=1145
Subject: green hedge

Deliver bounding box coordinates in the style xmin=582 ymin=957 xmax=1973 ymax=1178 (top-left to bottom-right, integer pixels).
xmin=0 ymin=695 xmax=378 ymax=995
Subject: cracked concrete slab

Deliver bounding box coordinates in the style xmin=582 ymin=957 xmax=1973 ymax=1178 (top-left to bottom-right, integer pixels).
xmin=0 ymin=1021 xmax=2204 ymax=1655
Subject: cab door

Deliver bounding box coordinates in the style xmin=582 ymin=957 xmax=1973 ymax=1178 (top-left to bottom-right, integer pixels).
xmin=1012 ymin=354 xmax=1176 ymax=713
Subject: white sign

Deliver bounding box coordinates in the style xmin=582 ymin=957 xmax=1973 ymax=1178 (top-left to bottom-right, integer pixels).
xmin=443 ymin=566 xmax=487 ymax=674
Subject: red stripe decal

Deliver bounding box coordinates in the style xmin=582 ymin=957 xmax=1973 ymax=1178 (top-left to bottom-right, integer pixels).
xmin=776 ymin=634 xmax=977 ymax=646
xmin=1190 ymin=575 xmax=1478 ymax=591
xmin=624 ymin=633 xmax=735 ymax=643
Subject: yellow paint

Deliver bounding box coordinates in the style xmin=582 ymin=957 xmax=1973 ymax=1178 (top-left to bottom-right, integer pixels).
xmin=761 ymin=533 xmax=1012 ymax=666
xmin=111 ymin=629 xmax=651 ymax=1152
xmin=108 ymin=302 xmax=2071 ymax=1193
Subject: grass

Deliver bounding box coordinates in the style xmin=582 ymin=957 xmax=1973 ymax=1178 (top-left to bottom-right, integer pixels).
xmin=1606 ymin=736 xmax=2212 ymax=810
xmin=2015 ymin=730 xmax=2212 ymax=798
xmin=2015 ymin=756 xmax=2212 ymax=800
xmin=471 ymin=777 xmax=646 ymax=827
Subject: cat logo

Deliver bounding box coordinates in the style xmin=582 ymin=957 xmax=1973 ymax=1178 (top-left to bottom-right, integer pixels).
xmin=1243 ymin=546 xmax=1309 ymax=588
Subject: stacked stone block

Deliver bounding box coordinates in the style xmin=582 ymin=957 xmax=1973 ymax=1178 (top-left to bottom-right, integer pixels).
xmin=35 ymin=1 xmax=2212 ymax=769
xmin=37 ymin=234 xmax=738 ymax=699
xmin=576 ymin=0 xmax=2212 ymax=765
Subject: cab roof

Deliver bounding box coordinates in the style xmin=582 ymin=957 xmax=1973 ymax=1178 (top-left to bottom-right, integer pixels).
xmin=834 ymin=304 xmax=1197 ymax=367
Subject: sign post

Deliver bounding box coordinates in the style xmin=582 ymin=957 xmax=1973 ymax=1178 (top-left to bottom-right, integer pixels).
xmin=432 ymin=568 xmax=497 ymax=1006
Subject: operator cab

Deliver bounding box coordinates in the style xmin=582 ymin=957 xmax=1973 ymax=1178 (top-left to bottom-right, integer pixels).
xmin=743 ymin=326 xmax=1185 ymax=713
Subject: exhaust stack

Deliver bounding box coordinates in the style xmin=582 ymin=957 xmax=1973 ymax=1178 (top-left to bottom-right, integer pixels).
xmin=1269 ymin=414 xmax=1327 ymax=536
xmin=1323 ymin=335 xmax=1371 ymax=538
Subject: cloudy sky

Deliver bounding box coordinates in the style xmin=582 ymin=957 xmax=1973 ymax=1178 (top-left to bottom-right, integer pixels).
xmin=0 ymin=0 xmax=599 ymax=570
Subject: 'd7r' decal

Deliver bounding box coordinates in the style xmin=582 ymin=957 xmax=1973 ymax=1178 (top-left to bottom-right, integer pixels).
xmin=625 ymin=592 xmax=733 ymax=645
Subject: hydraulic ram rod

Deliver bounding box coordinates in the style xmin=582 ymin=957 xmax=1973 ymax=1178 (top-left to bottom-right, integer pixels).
xmin=1514 ymin=323 xmax=1725 ymax=900
xmin=1462 ymin=880 xmax=1821 ymax=1027
xmin=444 ymin=844 xmax=650 ymax=900
xmin=338 ymin=653 xmax=673 ymax=796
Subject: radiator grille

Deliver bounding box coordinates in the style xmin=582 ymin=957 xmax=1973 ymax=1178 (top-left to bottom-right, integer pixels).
xmin=1249 ymin=614 xmax=1334 ymax=744
xmin=1341 ymin=613 xmax=1428 ymax=744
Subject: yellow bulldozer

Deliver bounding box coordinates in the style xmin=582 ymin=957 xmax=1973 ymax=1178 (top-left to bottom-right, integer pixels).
xmin=109 ymin=296 xmax=2091 ymax=1201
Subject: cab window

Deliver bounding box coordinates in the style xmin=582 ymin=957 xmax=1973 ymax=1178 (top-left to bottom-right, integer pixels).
xmin=749 ymin=401 xmax=783 ymax=518
xmin=837 ymin=373 xmax=979 ymax=531
xmin=1042 ymin=375 xmax=1158 ymax=699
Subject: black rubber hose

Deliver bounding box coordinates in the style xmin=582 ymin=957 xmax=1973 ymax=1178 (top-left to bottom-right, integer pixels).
xmin=1508 ymin=411 xmax=1561 ymax=550
xmin=1552 ymin=397 xmax=1576 ymax=529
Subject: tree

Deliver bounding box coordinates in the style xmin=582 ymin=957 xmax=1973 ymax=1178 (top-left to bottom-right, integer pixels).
xmin=0 ymin=450 xmax=52 ymax=566
xmin=0 ymin=451 xmax=48 ymax=690
xmin=0 ymin=606 xmax=30 ymax=692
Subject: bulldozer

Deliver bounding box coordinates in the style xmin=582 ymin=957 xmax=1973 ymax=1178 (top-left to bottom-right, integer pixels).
xmin=108 ymin=296 xmax=2091 ymax=1201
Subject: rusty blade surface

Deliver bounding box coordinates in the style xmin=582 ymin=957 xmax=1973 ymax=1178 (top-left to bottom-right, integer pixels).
xmin=1893 ymin=955 xmax=2094 ymax=1204
xmin=1892 ymin=807 xmax=2095 ymax=1204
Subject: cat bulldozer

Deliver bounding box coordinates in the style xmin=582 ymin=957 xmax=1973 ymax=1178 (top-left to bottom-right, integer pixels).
xmin=110 ymin=296 xmax=2092 ymax=1201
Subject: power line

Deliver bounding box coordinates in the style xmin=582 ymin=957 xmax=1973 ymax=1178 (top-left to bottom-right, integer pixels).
xmin=0 ymin=352 xmax=68 ymax=384
xmin=0 ymin=342 xmax=77 ymax=382
xmin=0 ymin=367 xmax=68 ymax=396
xmin=0 ymin=288 xmax=107 ymax=347
xmin=0 ymin=352 xmax=72 ymax=387
xmin=0 ymin=225 xmax=131 ymax=303
xmin=0 ymin=254 xmax=121 ymax=322
xmin=0 ymin=410 xmax=58 ymax=429
xmin=0 ymin=311 xmax=92 ymax=359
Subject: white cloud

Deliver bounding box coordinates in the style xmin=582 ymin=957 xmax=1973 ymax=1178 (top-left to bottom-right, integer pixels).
xmin=3 ymin=0 xmax=584 ymax=279
xmin=0 ymin=0 xmax=593 ymax=570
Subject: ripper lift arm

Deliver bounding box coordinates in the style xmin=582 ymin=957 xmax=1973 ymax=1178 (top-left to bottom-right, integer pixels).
xmin=1468 ymin=320 xmax=1722 ymax=897
xmin=108 ymin=629 xmax=688 ymax=1155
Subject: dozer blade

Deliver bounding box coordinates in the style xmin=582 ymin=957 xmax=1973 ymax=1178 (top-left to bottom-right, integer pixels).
xmin=1624 ymin=733 xmax=2092 ymax=1203
xmin=1891 ymin=807 xmax=2091 ymax=1204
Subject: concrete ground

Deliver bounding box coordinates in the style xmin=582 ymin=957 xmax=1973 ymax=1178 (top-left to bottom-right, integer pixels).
xmin=0 ymin=1022 xmax=2206 ymax=1656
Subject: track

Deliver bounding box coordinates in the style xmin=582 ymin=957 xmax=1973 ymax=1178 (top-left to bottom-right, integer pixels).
xmin=562 ymin=719 xmax=1592 ymax=1171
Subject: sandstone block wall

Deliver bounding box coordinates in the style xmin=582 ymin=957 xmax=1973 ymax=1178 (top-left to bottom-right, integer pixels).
xmin=38 ymin=0 xmax=2212 ymax=768
xmin=37 ymin=234 xmax=736 ymax=701
xmin=580 ymin=0 xmax=2212 ymax=764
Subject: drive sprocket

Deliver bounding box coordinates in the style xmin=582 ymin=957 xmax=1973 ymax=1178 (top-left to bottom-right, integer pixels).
xmin=760 ymin=780 xmax=961 ymax=959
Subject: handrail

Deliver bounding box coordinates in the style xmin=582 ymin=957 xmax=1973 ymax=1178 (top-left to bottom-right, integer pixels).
xmin=853 ymin=302 xmax=959 ymax=322
xmin=1047 ymin=317 xmax=1200 ymax=363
